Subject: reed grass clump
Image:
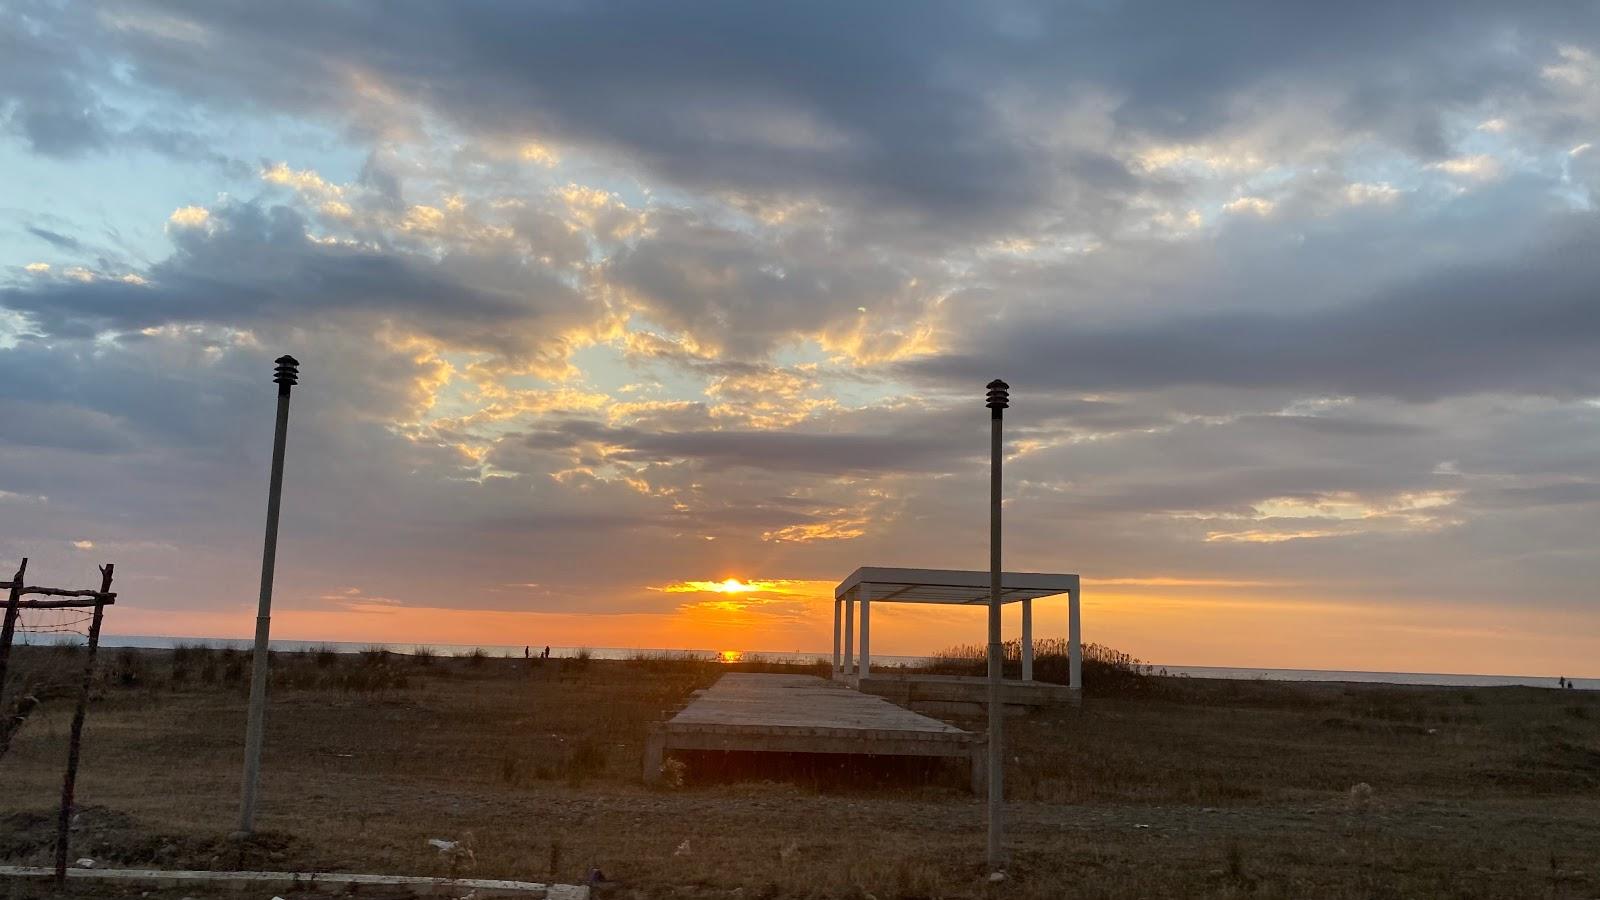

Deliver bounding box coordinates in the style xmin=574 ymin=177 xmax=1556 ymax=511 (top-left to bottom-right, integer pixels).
xmin=923 ymin=638 xmax=1156 ymax=696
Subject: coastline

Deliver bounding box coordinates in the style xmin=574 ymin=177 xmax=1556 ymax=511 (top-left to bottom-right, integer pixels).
xmin=28 ymin=633 xmax=1599 ymax=690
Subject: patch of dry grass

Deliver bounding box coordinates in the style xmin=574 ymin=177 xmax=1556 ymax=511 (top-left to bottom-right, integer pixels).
xmin=1 ymin=645 xmax=1597 ymax=898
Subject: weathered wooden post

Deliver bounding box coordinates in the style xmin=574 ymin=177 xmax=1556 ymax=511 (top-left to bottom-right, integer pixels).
xmin=238 ymin=355 xmax=298 ymax=835
xmin=55 ymin=563 xmax=112 ymax=885
xmin=0 ymin=557 xmax=29 ymax=690
xmin=985 ymin=378 xmax=1009 ymax=870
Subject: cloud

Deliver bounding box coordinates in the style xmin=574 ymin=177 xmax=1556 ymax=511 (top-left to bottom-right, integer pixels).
xmin=2 ymin=200 xmax=599 ymax=370
xmin=13 ymin=1 xmax=1590 ymax=242
xmin=508 ymin=417 xmax=972 ymax=477
xmin=907 ymin=208 xmax=1600 ymax=402
xmin=1 ymin=1 xmax=1599 ymax=671
xmin=25 ymin=226 xmax=84 ymax=252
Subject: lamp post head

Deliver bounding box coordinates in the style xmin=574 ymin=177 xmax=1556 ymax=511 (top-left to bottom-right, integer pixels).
xmin=985 ymin=379 xmax=1009 ymax=418
xmin=273 ymin=355 xmax=300 ymax=394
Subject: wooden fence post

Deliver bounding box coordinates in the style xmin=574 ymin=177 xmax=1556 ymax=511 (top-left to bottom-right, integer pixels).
xmin=0 ymin=558 xmax=29 ymax=691
xmin=54 ymin=563 xmax=112 ymax=885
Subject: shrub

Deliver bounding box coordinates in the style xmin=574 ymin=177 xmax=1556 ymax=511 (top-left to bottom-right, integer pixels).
xmin=221 ymin=655 xmax=247 ymax=688
xmin=923 ymin=638 xmax=1156 ymax=697
xmin=111 ymin=649 xmax=152 ymax=688
xmin=566 ymin=736 xmax=607 ymax=783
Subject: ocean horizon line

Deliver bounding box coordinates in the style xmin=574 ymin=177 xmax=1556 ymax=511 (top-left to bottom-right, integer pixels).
xmin=22 ymin=632 xmax=1596 ymax=690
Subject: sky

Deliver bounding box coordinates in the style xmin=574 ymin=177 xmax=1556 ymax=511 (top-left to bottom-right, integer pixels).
xmin=2 ymin=1 xmax=1598 ymax=676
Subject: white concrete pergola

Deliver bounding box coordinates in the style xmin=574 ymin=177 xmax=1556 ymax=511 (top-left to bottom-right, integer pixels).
xmin=832 ymin=566 xmax=1082 ymax=691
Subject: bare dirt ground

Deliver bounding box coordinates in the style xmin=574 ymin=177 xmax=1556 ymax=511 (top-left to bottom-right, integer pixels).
xmin=2 ymin=646 xmax=1598 ymax=898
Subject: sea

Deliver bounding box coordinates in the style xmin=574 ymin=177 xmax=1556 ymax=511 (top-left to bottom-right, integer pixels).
xmin=31 ymin=633 xmax=1595 ymax=691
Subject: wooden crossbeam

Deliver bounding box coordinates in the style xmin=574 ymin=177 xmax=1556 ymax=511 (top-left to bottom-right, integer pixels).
xmin=13 ymin=598 xmax=117 ymax=609
xmin=0 ymin=583 xmax=116 ymax=601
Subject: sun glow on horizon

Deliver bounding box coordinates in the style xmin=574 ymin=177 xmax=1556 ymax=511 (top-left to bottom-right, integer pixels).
xmin=652 ymin=578 xmax=815 ymax=595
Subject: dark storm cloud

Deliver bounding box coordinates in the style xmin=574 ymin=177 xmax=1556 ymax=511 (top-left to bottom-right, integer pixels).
xmin=910 ymin=214 xmax=1600 ymax=401
xmin=604 ymin=209 xmax=935 ymax=358
xmin=0 ymin=201 xmax=593 ymax=358
xmin=511 ymin=418 xmax=972 ymax=477
xmin=0 ymin=3 xmax=110 ymax=156
xmin=41 ymin=0 xmax=1595 ymax=235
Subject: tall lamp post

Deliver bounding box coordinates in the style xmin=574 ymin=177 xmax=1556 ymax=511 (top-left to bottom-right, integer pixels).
xmin=985 ymin=378 xmax=1009 ymax=870
xmin=238 ymin=355 xmax=299 ymax=835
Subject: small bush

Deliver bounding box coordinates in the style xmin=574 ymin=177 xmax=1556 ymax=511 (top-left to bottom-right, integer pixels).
xmin=334 ymin=665 xmax=409 ymax=693
xmin=412 ymin=646 xmax=436 ymax=666
xmin=171 ymin=642 xmax=206 ymax=668
xmin=465 ymin=647 xmax=489 ymax=668
xmin=221 ymin=656 xmax=247 ymax=688
xmin=311 ymin=645 xmax=340 ymax=668
xmin=566 ymin=736 xmax=607 ymax=784
xmin=561 ymin=648 xmax=593 ymax=674
xmin=111 ymin=649 xmax=152 ymax=688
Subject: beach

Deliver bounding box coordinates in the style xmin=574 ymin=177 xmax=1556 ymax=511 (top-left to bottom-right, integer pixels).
xmin=3 ymin=645 xmax=1597 ymax=898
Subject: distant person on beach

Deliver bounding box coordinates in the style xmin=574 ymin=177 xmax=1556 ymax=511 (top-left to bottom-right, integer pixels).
xmin=542 ymin=645 xmax=551 ymax=659
xmin=1559 ymin=676 xmax=1566 ymax=688
xmin=524 ymin=645 xmax=530 ymax=660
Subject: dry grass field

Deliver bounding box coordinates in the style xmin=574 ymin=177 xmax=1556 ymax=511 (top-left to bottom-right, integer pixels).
xmin=2 ymin=644 xmax=1598 ymax=899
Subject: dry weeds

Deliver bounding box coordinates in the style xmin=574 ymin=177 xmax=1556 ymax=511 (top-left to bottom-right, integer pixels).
xmin=1 ymin=645 xmax=1597 ymax=899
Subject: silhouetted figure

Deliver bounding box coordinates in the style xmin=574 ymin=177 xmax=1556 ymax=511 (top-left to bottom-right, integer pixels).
xmin=1559 ymin=675 xmax=1567 ymax=689
xmin=542 ymin=645 xmax=551 ymax=659
xmin=524 ymin=645 xmax=530 ymax=660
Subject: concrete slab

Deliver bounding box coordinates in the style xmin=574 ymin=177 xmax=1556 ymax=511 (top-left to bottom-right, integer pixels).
xmin=856 ymin=673 xmax=1080 ymax=715
xmin=645 ymin=673 xmax=986 ymax=792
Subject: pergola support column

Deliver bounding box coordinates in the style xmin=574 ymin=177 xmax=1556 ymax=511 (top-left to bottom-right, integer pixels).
xmin=1021 ymin=598 xmax=1033 ymax=682
xmin=843 ymin=596 xmax=855 ymax=680
xmin=858 ymin=583 xmax=872 ymax=684
xmin=832 ymin=598 xmax=842 ymax=677
xmin=1068 ymin=586 xmax=1082 ymax=698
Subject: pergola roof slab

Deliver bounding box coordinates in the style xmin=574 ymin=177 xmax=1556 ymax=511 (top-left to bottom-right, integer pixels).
xmin=834 ymin=567 xmax=1078 ymax=605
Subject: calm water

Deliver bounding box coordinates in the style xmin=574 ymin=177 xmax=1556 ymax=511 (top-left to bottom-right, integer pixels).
xmin=43 ymin=634 xmax=1594 ymax=691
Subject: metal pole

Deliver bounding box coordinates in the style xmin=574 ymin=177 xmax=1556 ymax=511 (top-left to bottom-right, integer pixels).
xmin=56 ymin=564 xmax=111 ymax=885
xmin=985 ymin=378 xmax=1009 ymax=870
xmin=238 ymin=355 xmax=298 ymax=835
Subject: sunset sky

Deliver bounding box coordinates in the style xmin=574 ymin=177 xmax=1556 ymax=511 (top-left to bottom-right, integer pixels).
xmin=3 ymin=2 xmax=1598 ymax=675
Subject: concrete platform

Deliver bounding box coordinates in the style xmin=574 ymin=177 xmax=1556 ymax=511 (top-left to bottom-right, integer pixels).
xmin=644 ymin=673 xmax=986 ymax=792
xmin=855 ymin=673 xmax=1080 ymax=717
